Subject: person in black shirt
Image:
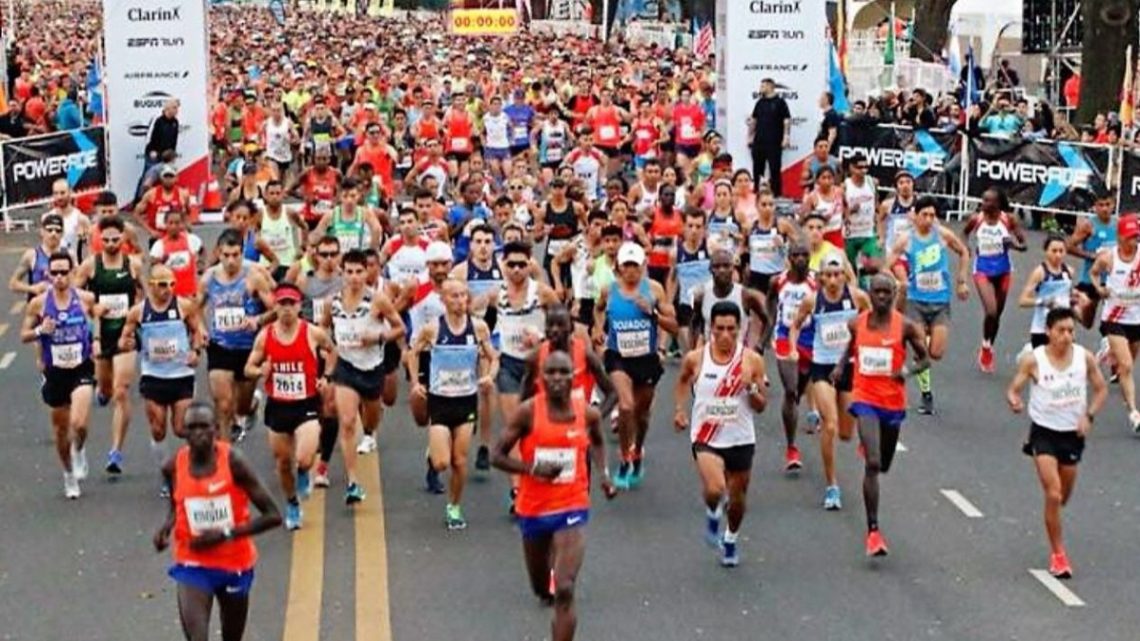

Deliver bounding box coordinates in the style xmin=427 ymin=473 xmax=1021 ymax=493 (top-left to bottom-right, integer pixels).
xmin=748 ymin=78 xmax=791 ymax=197
xmin=818 ymin=91 xmax=842 ymax=149
xmin=0 ymin=100 xmax=29 ymax=140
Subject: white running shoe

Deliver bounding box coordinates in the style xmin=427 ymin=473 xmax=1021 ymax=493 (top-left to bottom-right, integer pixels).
xmin=71 ymin=445 xmax=88 ymax=481
xmin=63 ymin=472 xmax=81 ymax=499
xmin=1130 ymin=410 xmax=1140 ymax=434
xmin=356 ymin=434 xmax=377 ymax=455
xmin=1097 ymin=337 xmax=1115 ymax=367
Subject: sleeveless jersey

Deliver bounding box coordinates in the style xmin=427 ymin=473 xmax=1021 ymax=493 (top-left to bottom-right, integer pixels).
xmin=1031 ymin=263 xmax=1073 ymax=334
xmin=972 ymin=214 xmax=1013 ymax=276
xmin=843 ymin=178 xmax=877 ymax=239
xmin=516 ymin=394 xmax=591 ymax=518
xmin=429 ymin=315 xmax=479 ymax=398
xmin=605 ymin=279 xmax=657 ymax=358
xmin=773 ymin=273 xmax=817 ymax=345
xmin=811 ymin=286 xmax=858 ymax=365
xmin=172 ymin=442 xmax=257 ymax=572
xmin=302 ymin=271 xmax=342 ymax=324
xmin=748 ymin=223 xmax=785 ymax=275
xmin=906 ymin=229 xmax=952 ymax=305
xmin=331 ymin=291 xmax=384 ymax=371
xmin=1079 ymin=216 xmax=1117 ymax=285
xmin=536 ymin=336 xmax=595 ymax=402
xmin=263 ymin=322 xmax=319 ymax=401
xmin=690 ymin=343 xmax=755 ymax=447
xmin=675 ymin=242 xmax=710 ymax=307
xmin=699 ymin=282 xmax=747 ymax=342
xmin=91 ymin=255 xmax=135 ymax=334
xmin=707 ymin=213 xmax=740 ymax=256
xmin=850 ymin=310 xmax=907 ymax=411
xmin=138 ymin=297 xmax=193 ymax=380
xmin=1101 ymin=247 xmax=1140 ymax=325
xmin=205 ymin=266 xmax=261 ymax=350
xmin=496 ymin=280 xmax=545 ymax=360
xmin=39 ymin=289 xmax=91 ymax=369
xmin=259 ymin=211 xmax=298 ymax=267
xmin=1028 ymin=345 xmax=1088 ymax=432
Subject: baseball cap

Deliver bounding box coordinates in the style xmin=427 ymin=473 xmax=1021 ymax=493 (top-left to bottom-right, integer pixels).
xmin=159 ymin=164 xmax=178 ymax=178
xmin=274 ymin=283 xmax=303 ymax=303
xmin=41 ymin=213 xmax=64 ymax=229
xmin=617 ymin=242 xmax=646 ymax=266
xmin=821 ymin=251 xmax=846 ymax=271
xmin=1119 ymin=214 xmax=1139 ymax=239
xmin=894 ymin=169 xmax=914 ymax=182
xmin=425 ymin=241 xmax=453 ymax=263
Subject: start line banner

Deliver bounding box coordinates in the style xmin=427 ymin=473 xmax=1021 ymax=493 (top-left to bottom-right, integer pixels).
xmin=834 ymin=124 xmax=958 ymax=195
xmin=966 ymin=136 xmax=1111 ymax=213
xmin=2 ymin=127 xmax=108 ymax=207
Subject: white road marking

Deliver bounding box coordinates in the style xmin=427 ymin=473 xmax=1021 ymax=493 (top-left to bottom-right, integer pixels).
xmin=1029 ymin=569 xmax=1086 ymax=607
xmin=0 ymin=323 xmax=8 ymax=337
xmin=9 ymin=301 xmax=24 ymax=316
xmin=0 ymin=351 xmax=15 ymax=369
xmin=939 ymin=489 xmax=984 ymax=518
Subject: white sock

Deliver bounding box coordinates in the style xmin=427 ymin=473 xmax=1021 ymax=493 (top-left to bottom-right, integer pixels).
xmin=706 ymin=505 xmax=723 ymax=521
xmin=723 ymin=529 xmax=738 ymax=544
xmin=150 ymin=438 xmax=168 ymax=468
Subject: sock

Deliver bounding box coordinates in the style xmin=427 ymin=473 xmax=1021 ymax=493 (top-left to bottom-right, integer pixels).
xmin=982 ymin=339 xmax=992 ymax=349
xmin=705 ymin=505 xmax=723 ymax=521
xmin=723 ymin=529 xmax=738 ymax=544
xmin=319 ymin=417 xmax=339 ymax=462
xmin=150 ymin=438 xmax=168 ymax=468
xmin=916 ymin=368 xmax=932 ymax=394
xmin=868 ymin=520 xmax=879 ymax=532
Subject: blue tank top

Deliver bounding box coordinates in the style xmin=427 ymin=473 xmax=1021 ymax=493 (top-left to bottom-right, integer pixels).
xmin=605 ymin=279 xmax=657 ymax=357
xmin=907 ymin=230 xmax=952 ymax=304
xmin=674 ymin=242 xmax=710 ymax=306
xmin=707 ymin=214 xmax=740 ymax=255
xmin=242 ymin=229 xmax=260 ymax=262
xmin=28 ymin=245 xmax=51 ymax=299
xmin=810 ymin=287 xmax=857 ymax=364
xmin=748 ymin=224 xmax=785 ymax=275
xmin=1031 ymin=263 xmax=1073 ymax=334
xmin=885 ymin=198 xmax=915 ymax=250
xmin=466 ymin=258 xmax=503 ymax=298
xmin=429 ymin=315 xmax=479 ymax=397
xmin=206 ymin=266 xmax=262 ymax=349
xmin=1080 ymin=216 xmax=1117 ymax=285
xmin=138 ymin=297 xmax=194 ymax=379
xmin=972 ymin=216 xmax=1013 ymax=276
xmin=40 ymin=289 xmax=91 ymax=369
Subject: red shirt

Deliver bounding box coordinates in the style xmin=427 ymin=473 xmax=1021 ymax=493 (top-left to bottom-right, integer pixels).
xmin=172 ymin=442 xmax=257 ymax=572
xmin=516 ymin=395 xmax=591 ymax=518
xmin=672 ymin=103 xmax=706 ymax=146
xmin=263 ymin=322 xmax=320 ymax=402
xmin=851 ymin=310 xmax=907 ymax=411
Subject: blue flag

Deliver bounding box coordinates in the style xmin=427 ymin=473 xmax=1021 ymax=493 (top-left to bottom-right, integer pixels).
xmin=828 ymin=41 xmax=850 ymax=114
xmin=85 ymin=58 xmax=104 ymax=120
xmin=269 ymin=0 xmax=286 ymax=26
xmin=964 ymin=45 xmax=980 ymax=108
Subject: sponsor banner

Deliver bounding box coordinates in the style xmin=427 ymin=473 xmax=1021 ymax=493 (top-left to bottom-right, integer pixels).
xmin=1119 ymin=150 xmax=1140 ymax=212
xmin=717 ymin=0 xmax=827 ymax=199
xmin=449 ymin=8 xmax=520 ymax=35
xmin=2 ymin=128 xmax=109 ymax=206
xmin=967 ymin=136 xmax=1110 ymax=212
xmin=835 ymin=124 xmax=958 ymax=194
xmin=104 ymin=0 xmax=211 ymax=202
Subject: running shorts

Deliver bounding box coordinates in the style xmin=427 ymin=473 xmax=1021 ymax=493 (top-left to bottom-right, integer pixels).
xmin=264 ymin=396 xmax=321 ymax=434
xmin=41 ymin=361 xmax=96 ymax=408
xmin=905 ymin=301 xmax=951 ymax=327
xmin=517 ymin=508 xmax=589 ymax=540
xmin=496 ymin=354 xmax=528 ymax=394
xmin=332 ymin=359 xmax=384 ymax=401
xmin=427 ymin=393 xmax=478 ymax=430
xmin=603 ymin=350 xmax=663 ymax=387
xmin=380 ymin=341 xmax=402 ymax=376
xmin=845 ymin=236 xmax=881 ymax=267
xmin=1022 ymin=422 xmax=1084 ymax=465
xmin=96 ymin=328 xmax=128 ymax=360
xmin=848 ymin=401 xmax=906 ymax=428
xmin=808 ymin=361 xmax=853 ymax=391
xmin=691 ymin=442 xmax=755 ymax=473
xmin=169 ymin=565 xmax=255 ymax=597
xmin=139 ymin=375 xmax=195 ymax=406
xmin=207 ymin=343 xmax=253 ymax=381
xmin=1100 ymin=321 xmax=1140 ymax=343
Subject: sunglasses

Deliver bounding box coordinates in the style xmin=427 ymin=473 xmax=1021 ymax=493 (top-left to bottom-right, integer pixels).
xmin=150 ymin=280 xmax=174 ymax=288
xmin=508 ymin=185 xmax=524 ymax=190
xmin=318 ymin=250 xmax=339 ymax=258
xmin=505 ymin=260 xmax=528 ymax=269
xmin=49 ymin=269 xmax=70 ymax=277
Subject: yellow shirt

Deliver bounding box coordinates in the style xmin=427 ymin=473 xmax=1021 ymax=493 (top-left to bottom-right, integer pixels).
xmin=809 ymin=241 xmax=842 ymax=273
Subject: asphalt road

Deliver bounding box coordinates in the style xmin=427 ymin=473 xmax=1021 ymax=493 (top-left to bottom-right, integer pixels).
xmin=1 ymin=223 xmax=1139 ymax=641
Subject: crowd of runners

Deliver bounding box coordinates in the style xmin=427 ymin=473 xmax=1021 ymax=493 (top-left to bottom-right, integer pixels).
xmin=1 ymin=5 xmax=1128 ymax=641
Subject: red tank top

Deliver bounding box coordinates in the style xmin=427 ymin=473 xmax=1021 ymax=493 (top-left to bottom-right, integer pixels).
xmin=172 ymin=441 xmax=257 ymax=571
xmin=356 ymin=144 xmax=394 ymax=195
xmin=302 ymin=170 xmax=339 ymax=222
xmin=417 ymin=116 xmax=441 ymax=141
xmin=592 ymin=107 xmax=622 ymax=148
xmin=263 ymin=322 xmax=319 ymax=401
xmin=673 ymin=103 xmax=705 ymax=146
xmin=851 ymin=310 xmax=907 ymax=411
xmin=516 ymin=395 xmax=591 ymax=518
xmin=535 ymin=336 xmax=595 ymax=402
xmin=444 ymin=111 xmax=474 ymax=154
xmin=159 ymin=233 xmax=199 ymax=298
xmin=147 ymin=187 xmax=186 ymax=231
xmin=647 ymin=208 xmax=683 ymax=268
xmin=632 ymin=119 xmax=659 ymax=157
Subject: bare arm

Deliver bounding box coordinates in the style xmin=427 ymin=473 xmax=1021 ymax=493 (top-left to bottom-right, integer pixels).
xmin=1016 ymin=266 xmax=1046 ymax=308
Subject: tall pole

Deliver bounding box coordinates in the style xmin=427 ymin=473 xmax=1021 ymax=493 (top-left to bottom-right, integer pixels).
xmin=602 ymin=0 xmax=609 ymax=42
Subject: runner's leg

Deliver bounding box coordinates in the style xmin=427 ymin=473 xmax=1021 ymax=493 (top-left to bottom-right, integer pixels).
xmin=216 ymin=590 xmax=251 ymax=641
xmin=175 ymin=583 xmax=214 ymax=641
xmin=550 ymin=527 xmax=586 ymax=641
xmin=110 ymin=353 xmax=135 ymax=451
xmin=1034 ymin=454 xmax=1066 ymax=555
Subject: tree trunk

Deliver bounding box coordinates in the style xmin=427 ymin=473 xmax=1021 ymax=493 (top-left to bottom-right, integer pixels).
xmin=911 ymin=0 xmax=957 ymax=63
xmin=1076 ymin=0 xmax=1139 ymax=123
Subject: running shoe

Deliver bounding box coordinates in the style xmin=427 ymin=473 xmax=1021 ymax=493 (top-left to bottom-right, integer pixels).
xmin=1049 ymin=551 xmax=1073 ymax=579
xmin=978 ymin=344 xmax=995 ymax=374
xmin=613 ymin=462 xmax=632 ymax=490
xmin=805 ymin=410 xmax=821 ymax=433
xmin=105 ymin=449 xmax=123 ymax=475
xmin=918 ymin=391 xmax=935 ymax=415
xmin=296 ymin=468 xmax=312 ymax=501
xmin=1109 ymin=366 xmax=1120 ymax=385
xmin=1131 ymin=410 xmax=1140 ymax=434
xmin=96 ymin=391 xmax=110 ymax=407
xmin=475 ymin=445 xmax=490 ymax=471
xmin=704 ymin=513 xmax=721 ymax=548
xmin=865 ymin=530 xmax=889 ymax=557
xmin=71 ymin=445 xmax=88 ymax=481
xmin=246 ymin=390 xmax=264 ymax=431
xmin=425 ymin=463 xmax=445 ymax=495
xmin=63 ymin=472 xmax=81 ymax=500
xmin=313 ymin=462 xmax=330 ymax=488
xmin=823 ymin=485 xmax=842 ymax=510
xmin=345 ymin=482 xmax=366 ymax=505
xmin=356 ymin=434 xmax=377 ymax=455
xmin=629 ymin=459 xmax=645 ymax=488
xmin=159 ymin=481 xmax=171 ymax=499
xmin=784 ymin=444 xmax=802 ymax=472
xmin=1096 ymin=336 xmax=1113 ymax=365
xmin=231 ymin=423 xmax=246 ymax=443
xmin=285 ymin=501 xmax=303 ymax=531
xmin=445 ymin=503 xmax=467 ymax=530
xmin=720 ymin=540 xmax=739 ymax=567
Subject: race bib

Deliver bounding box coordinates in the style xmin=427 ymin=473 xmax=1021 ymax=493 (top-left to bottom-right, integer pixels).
xmin=434 ymin=368 xmax=474 ymax=396
xmin=147 ymin=337 xmax=180 ymax=362
xmin=272 ymin=372 xmax=307 ymax=400
xmin=702 ymin=397 xmax=739 ymax=421
xmin=213 ymin=307 xmax=245 ymax=332
xmin=100 ymin=294 xmax=130 ymax=321
xmin=617 ymin=329 xmax=651 ymax=357
xmin=978 ymin=236 xmax=1004 ymax=257
xmin=451 ymin=137 xmax=470 ymax=151
xmin=155 ymin=210 xmax=168 ymax=230
xmin=267 ymin=233 xmax=291 ymax=253
xmin=848 ymin=215 xmax=874 ymax=238
xmin=534 ymin=447 xmax=576 ymax=484
xmin=680 ymin=122 xmax=698 ymax=141
xmin=51 ymin=343 xmax=82 ymax=368
xmin=858 ymin=346 xmax=893 ymax=376
xmin=820 ymin=322 xmax=851 ymax=349
xmin=167 ymin=251 xmax=191 ymax=270
xmin=512 ymin=125 xmax=530 ymax=141
xmin=184 ymin=495 xmax=236 ymax=536
xmin=334 ymin=323 xmax=363 ymax=348
xmin=313 ymin=200 xmax=334 ymax=216
xmin=599 ymin=125 xmax=617 ymax=141
xmin=916 ymin=271 xmax=944 ymax=292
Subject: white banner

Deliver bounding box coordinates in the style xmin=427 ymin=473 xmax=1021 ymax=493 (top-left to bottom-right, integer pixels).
xmin=103 ymin=0 xmax=211 ymax=203
xmin=716 ymin=0 xmax=827 ymax=197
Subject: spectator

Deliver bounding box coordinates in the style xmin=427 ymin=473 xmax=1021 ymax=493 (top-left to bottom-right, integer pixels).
xmin=747 ymin=78 xmax=791 ymax=197
xmin=900 ymin=89 xmax=936 ymax=129
xmin=55 ymin=88 xmax=84 ymax=131
xmin=1063 ymin=71 xmax=1081 ymax=108
xmin=818 ymin=91 xmax=842 ymax=148
xmin=996 ymin=59 xmax=1020 ymax=88
xmin=800 ymin=135 xmax=840 ymax=190
xmin=0 ymin=99 xmax=29 ymax=139
xmin=23 ymin=86 xmax=48 ymax=135
xmin=1092 ymin=113 xmax=1110 ymax=144
xmin=979 ymin=94 xmax=1023 ymax=136
xmin=145 ymin=99 xmax=181 ymax=163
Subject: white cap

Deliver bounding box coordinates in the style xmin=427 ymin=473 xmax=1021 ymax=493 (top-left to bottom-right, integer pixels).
xmin=425 ymin=241 xmax=453 ymax=263
xmin=617 ymin=242 xmax=646 ymax=266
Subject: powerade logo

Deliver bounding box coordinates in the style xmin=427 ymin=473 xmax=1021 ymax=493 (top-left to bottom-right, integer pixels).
xmin=750 ymin=0 xmax=800 ymax=13
xmin=1132 ymin=175 xmax=1140 ymax=196
xmin=976 ymin=143 xmax=1093 ymax=207
xmin=12 ymin=134 xmax=99 ymax=187
xmin=128 ymin=6 xmax=181 ymax=21
xmin=838 ymin=136 xmax=947 ymax=176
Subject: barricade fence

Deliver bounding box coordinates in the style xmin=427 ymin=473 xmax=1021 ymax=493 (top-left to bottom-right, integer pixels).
xmin=1 ymin=126 xmax=109 ymax=230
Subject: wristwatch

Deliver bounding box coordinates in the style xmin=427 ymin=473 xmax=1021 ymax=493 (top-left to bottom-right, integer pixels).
xmin=222 ymin=526 xmax=234 ymax=541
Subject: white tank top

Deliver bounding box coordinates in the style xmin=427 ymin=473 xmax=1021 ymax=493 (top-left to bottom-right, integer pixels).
xmin=483 ymin=112 xmax=510 ymax=149
xmin=331 ymin=291 xmax=384 ymax=370
xmin=689 ymin=343 xmax=755 ymax=448
xmin=843 ymin=178 xmax=876 ymax=239
xmin=635 ymin=182 xmax=659 ymax=214
xmin=497 ymin=279 xmax=545 ymax=359
xmin=1101 ymin=247 xmax=1140 ymax=325
xmin=700 ymin=282 xmax=747 ymax=343
xmin=569 ymin=236 xmax=597 ymax=301
xmin=812 ymin=190 xmax=844 ymax=234
xmin=1028 ymin=345 xmax=1088 ymax=432
xmin=265 ymin=117 xmax=293 ymax=162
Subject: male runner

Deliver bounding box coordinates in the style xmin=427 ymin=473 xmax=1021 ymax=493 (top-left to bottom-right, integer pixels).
xmin=149 ymin=209 xmax=205 ymax=298
xmin=520 ymin=305 xmax=618 ymax=418
xmin=690 ymin=249 xmax=769 ymax=350
xmin=257 ymin=180 xmax=307 ymax=282
xmin=842 ymin=153 xmax=880 ymax=287
xmin=1087 ymin=214 xmax=1140 ymax=430
xmin=674 ymin=301 xmax=768 ymax=566
xmin=765 ymin=244 xmax=817 ymax=471
xmin=668 ymin=208 xmax=711 ymax=353
xmin=9 ymin=214 xmax=68 ymax=299
xmin=313 ymin=178 xmax=384 ymax=253
xmin=877 ymin=171 xmax=917 ymax=311
xmin=1007 ymin=307 xmax=1107 ymax=578
xmin=379 ymin=208 xmax=431 ymax=282
xmin=1067 ymin=193 xmax=1117 ymax=329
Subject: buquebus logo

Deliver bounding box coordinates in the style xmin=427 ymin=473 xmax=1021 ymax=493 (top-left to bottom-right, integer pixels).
xmin=133 ymin=90 xmax=175 ymax=111
xmin=974 ymin=143 xmax=1095 ymax=207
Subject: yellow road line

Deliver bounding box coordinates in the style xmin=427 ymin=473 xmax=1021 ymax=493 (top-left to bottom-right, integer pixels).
xmin=282 ymin=489 xmax=326 ymax=641
xmin=355 ymin=455 xmax=392 ymax=641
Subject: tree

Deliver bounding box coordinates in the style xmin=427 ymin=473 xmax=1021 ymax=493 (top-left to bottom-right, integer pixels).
xmin=1076 ymin=0 xmax=1139 ymax=123
xmin=910 ymin=0 xmax=957 ymax=63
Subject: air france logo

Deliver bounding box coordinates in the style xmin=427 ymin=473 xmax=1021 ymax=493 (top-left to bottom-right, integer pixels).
xmin=975 ymin=143 xmax=1094 ymax=207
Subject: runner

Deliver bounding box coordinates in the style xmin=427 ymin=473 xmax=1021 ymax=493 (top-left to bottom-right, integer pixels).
xmin=593 ymin=242 xmax=678 ymax=489
xmin=674 ymin=301 xmax=768 ymax=566
xmin=492 ymin=350 xmax=613 ymax=641
xmin=836 ymin=274 xmax=930 ymax=556
xmin=44 ymin=180 xmax=91 ymax=257
xmin=1067 ymin=194 xmax=1117 ymax=329
xmin=148 ymin=209 xmax=206 ymax=298
xmin=200 ymin=230 xmax=275 ymax=441
xmin=842 ymin=153 xmax=881 ymax=288
xmin=883 ymin=197 xmax=972 ymax=415
xmin=153 ymin=401 xmax=281 ymax=641
xmin=313 ymin=178 xmax=383 ymax=253
xmin=401 ymin=241 xmax=452 ymax=434
xmin=878 ymin=171 xmax=918 ymax=311
xmin=564 ymin=127 xmax=606 ymax=203
xmin=962 ymin=188 xmax=1026 ymax=373
xmin=534 ymin=177 xmax=586 ymax=290
xmin=118 ymin=264 xmax=202 ymax=493
xmin=245 ymin=282 xmax=337 ymax=526
xmin=669 ymin=208 xmax=711 ymax=353
xmin=521 ymin=304 xmax=617 ymax=418
xmin=690 ymin=249 xmax=769 ymax=350
xmin=134 ymin=165 xmax=191 ymax=240
xmin=550 ymin=211 xmax=607 ymax=333
xmin=20 ymin=250 xmax=96 ymax=498
xmin=799 ymin=165 xmax=846 ymax=251
xmin=408 ymin=278 xmax=498 ymax=529
xmin=288 ymin=144 xmax=342 ymax=230
xmin=1017 ymin=235 xmax=1075 ymax=350
xmin=1007 ymin=307 xmax=1107 ymax=578
xmin=9 ymin=214 xmax=68 ymax=299
xmin=1087 ymin=214 xmax=1140 ymax=431
xmin=379 ymin=208 xmax=431 ymax=282
xmin=257 ymin=180 xmax=307 ymax=282
xmin=789 ymin=253 xmax=871 ymax=510
xmin=324 ymin=250 xmax=405 ymax=504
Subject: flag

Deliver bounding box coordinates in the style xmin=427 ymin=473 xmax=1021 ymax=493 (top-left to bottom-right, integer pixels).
xmin=947 ymin=22 xmax=962 ymax=79
xmin=964 ymin=45 xmax=980 ymax=109
xmin=86 ymin=57 xmax=104 ymax=123
xmin=268 ymin=0 xmax=286 ymax=25
xmin=693 ymin=19 xmax=713 ymax=59
xmin=883 ymin=2 xmax=896 ymax=66
xmin=1122 ymin=45 xmax=1135 ymax=128
xmin=828 ymin=40 xmax=850 ymax=114
xmin=836 ymin=0 xmax=847 ymax=75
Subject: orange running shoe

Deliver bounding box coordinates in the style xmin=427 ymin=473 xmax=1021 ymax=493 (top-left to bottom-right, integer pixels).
xmin=865 ymin=530 xmax=889 ymax=557
xmin=1049 ymin=551 xmax=1073 ymax=579
xmin=784 ymin=445 xmax=802 ymax=471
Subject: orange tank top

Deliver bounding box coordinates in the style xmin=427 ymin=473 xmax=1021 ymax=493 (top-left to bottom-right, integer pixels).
xmin=535 ymin=336 xmax=595 ymax=402
xmin=647 ymin=208 xmax=683 ymax=268
xmin=851 ymin=310 xmax=907 ymax=411
xmin=516 ymin=395 xmax=591 ymax=518
xmin=172 ymin=442 xmax=257 ymax=571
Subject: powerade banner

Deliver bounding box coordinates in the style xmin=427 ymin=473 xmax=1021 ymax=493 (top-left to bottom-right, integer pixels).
xmin=834 ymin=124 xmax=958 ymax=194
xmin=967 ymin=136 xmax=1110 ymax=212
xmin=2 ymin=127 xmax=108 ymax=206
xmin=1119 ymin=150 xmax=1140 ymax=212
